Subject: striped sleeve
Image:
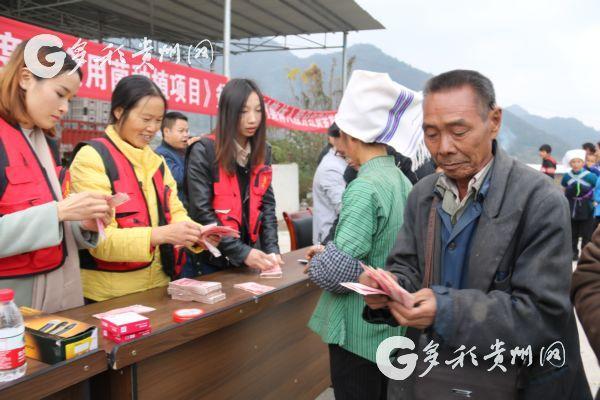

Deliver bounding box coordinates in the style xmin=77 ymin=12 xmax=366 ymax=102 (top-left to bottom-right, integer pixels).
xmin=333 ymin=180 xmax=376 ymax=260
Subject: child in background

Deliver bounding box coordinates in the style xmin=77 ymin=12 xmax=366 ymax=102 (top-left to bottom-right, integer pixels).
xmin=585 ymin=153 xmax=600 ymax=176
xmin=539 ymin=144 xmax=557 ymax=178
xmin=562 ymin=149 xmax=597 ymax=260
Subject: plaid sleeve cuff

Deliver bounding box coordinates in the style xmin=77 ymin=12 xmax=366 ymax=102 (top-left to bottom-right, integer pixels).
xmin=307 ymin=242 xmax=361 ymax=293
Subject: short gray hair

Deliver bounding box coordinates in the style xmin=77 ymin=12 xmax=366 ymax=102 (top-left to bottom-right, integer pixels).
xmin=424 ymin=70 xmax=496 ymax=119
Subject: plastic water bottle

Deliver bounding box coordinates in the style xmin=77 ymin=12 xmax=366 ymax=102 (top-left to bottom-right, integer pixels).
xmin=0 ymin=288 xmax=26 ymax=382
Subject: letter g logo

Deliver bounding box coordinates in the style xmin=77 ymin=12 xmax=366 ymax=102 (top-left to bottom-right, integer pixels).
xmin=376 ymin=336 xmax=418 ymax=381
xmin=24 ymin=34 xmax=66 ymax=78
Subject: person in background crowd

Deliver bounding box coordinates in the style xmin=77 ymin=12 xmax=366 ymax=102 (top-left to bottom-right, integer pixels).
xmin=316 ymin=135 xmax=334 ymax=166
xmin=585 ymin=153 xmax=600 ymax=176
xmin=583 ymin=142 xmax=597 ymax=158
xmin=361 ymin=70 xmax=591 ymax=399
xmin=307 ymin=70 xmax=413 ymax=400
xmin=155 ymin=111 xmax=196 ymax=202
xmin=594 ymin=171 xmax=600 ymax=232
xmin=562 ymin=149 xmax=597 ymax=261
xmin=185 ymin=79 xmax=281 ymax=275
xmin=0 ymin=41 xmax=111 ymax=311
xmin=70 ymin=75 xmax=212 ymax=302
xmin=415 ymin=157 xmax=438 ymax=179
xmin=312 ymin=122 xmax=347 ymax=244
xmin=539 ymin=143 xmax=557 ymax=178
xmin=155 ymin=112 xmax=203 ymax=278
xmin=571 ymin=228 xmax=600 ymax=400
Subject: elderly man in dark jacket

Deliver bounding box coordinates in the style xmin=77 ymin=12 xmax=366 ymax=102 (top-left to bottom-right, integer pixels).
xmin=572 ymin=228 xmax=600 ymax=399
xmin=361 ymin=70 xmax=591 ymax=399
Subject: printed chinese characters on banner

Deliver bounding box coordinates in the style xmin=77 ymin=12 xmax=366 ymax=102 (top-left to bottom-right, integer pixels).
xmin=0 ymin=16 xmax=335 ymax=133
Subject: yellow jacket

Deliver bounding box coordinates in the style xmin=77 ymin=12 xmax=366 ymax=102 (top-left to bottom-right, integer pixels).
xmin=70 ymin=125 xmax=199 ymax=301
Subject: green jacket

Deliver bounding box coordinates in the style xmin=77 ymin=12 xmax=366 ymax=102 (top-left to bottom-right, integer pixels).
xmin=308 ymin=155 xmax=411 ymax=362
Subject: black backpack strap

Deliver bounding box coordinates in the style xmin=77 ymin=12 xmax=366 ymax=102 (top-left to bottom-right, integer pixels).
xmin=0 ymin=137 xmax=8 ymax=199
xmin=44 ymin=135 xmax=61 ymax=166
xmin=154 ymin=162 xmax=176 ymax=279
xmin=71 ymin=138 xmax=118 ymax=194
xmin=58 ymin=165 xmax=68 ymax=186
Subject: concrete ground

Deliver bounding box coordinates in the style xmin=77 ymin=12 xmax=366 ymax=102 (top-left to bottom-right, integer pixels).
xmin=276 ymin=229 xmax=600 ymax=398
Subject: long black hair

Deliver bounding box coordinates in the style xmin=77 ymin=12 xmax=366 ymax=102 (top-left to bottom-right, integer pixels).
xmin=215 ymin=79 xmax=266 ymax=174
xmin=110 ymin=75 xmax=167 ymax=128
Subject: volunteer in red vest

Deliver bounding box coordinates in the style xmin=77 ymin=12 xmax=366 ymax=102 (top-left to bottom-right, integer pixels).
xmin=70 ymin=75 xmax=211 ymax=302
xmin=185 ymin=78 xmax=281 ymax=275
xmin=0 ymin=41 xmax=112 ymax=311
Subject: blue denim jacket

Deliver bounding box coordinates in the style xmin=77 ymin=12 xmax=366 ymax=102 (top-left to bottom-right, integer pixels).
xmin=155 ymin=141 xmax=185 ymax=202
xmin=432 ymin=177 xmax=492 ymax=339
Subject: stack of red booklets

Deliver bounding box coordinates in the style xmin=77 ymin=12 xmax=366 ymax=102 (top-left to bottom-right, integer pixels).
xmin=101 ymin=312 xmax=152 ymax=343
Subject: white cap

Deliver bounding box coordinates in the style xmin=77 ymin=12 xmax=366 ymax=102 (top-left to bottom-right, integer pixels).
xmin=334 ymin=70 xmax=426 ymax=165
xmin=563 ymin=149 xmax=587 ymax=166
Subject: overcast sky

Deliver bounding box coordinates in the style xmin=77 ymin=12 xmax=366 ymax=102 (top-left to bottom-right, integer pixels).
xmin=320 ymin=0 xmax=600 ymax=130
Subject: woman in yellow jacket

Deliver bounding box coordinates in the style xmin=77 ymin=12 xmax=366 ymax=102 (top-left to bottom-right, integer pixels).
xmin=70 ymin=75 xmax=208 ymax=302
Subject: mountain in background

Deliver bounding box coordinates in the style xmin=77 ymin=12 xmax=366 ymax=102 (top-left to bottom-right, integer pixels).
xmin=198 ymin=43 xmax=596 ymax=164
xmin=505 ymin=105 xmax=600 ymax=159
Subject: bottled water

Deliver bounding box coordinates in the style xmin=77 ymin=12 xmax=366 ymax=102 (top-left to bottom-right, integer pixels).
xmin=0 ymin=288 xmax=26 ymax=382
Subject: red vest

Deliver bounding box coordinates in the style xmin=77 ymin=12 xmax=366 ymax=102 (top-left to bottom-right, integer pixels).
xmin=207 ymin=135 xmax=272 ymax=243
xmin=0 ymin=118 xmax=66 ymax=278
xmin=73 ymin=137 xmax=185 ymax=277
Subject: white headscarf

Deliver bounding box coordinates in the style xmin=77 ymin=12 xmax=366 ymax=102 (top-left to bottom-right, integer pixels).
xmin=335 ymin=70 xmax=428 ymax=169
xmin=562 ymin=149 xmax=587 ymax=166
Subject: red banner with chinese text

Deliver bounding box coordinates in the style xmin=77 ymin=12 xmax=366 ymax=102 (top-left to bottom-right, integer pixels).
xmin=0 ymin=16 xmax=334 ymax=133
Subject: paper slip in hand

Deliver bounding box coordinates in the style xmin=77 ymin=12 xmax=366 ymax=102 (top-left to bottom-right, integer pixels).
xmin=260 ymin=266 xmax=282 ymax=279
xmin=109 ymin=192 xmax=130 ymax=208
xmin=260 ymin=256 xmax=282 ymax=278
xmin=202 ymin=239 xmax=222 ymax=257
xmin=97 ymin=218 xmax=106 ymax=240
xmin=340 ymin=282 xmax=389 ymax=296
xmin=200 ymin=223 xmax=240 ymax=239
xmin=234 ymin=282 xmax=276 ymax=295
xmin=198 ymin=223 xmax=240 ymax=257
xmin=97 ymin=192 xmax=131 ymax=241
xmin=93 ymin=305 xmax=156 ymax=319
xmin=361 ymin=263 xmax=415 ymax=308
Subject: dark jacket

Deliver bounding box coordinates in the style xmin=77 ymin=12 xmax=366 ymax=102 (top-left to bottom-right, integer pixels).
xmin=415 ymin=158 xmax=437 ymax=180
xmin=365 ymin=143 xmax=591 ymax=399
xmin=572 ymin=227 xmax=600 ymax=361
xmin=573 ymin=229 xmax=600 ymax=400
xmin=183 ymin=137 xmax=279 ymax=268
xmin=155 ymin=141 xmax=185 ymax=202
